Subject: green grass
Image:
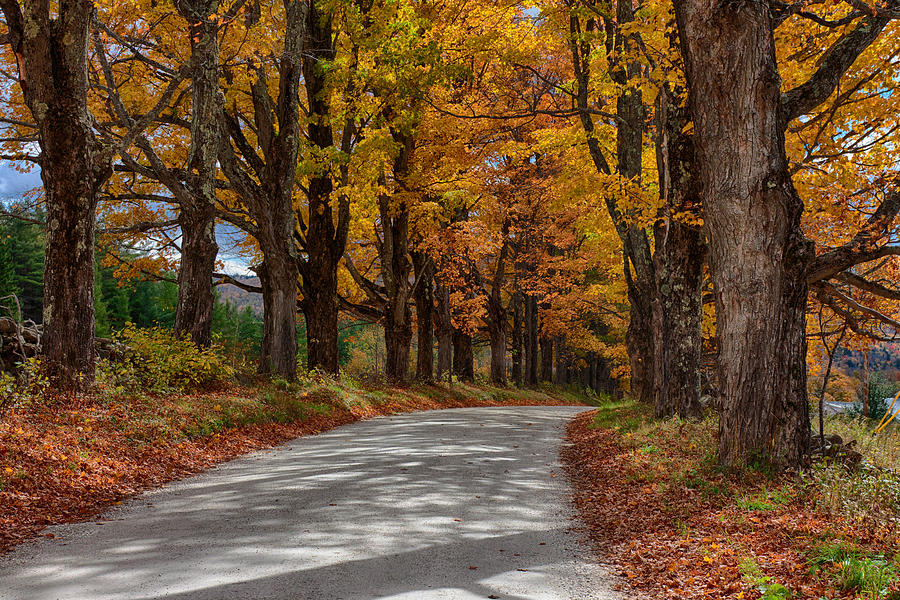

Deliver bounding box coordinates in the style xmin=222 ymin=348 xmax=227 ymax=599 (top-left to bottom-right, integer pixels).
xmin=739 ymin=557 xmax=795 ymax=599
xmin=840 ymin=555 xmax=899 ymax=598
xmin=589 ymin=398 xmax=652 ymax=433
xmin=736 ymin=488 xmax=791 ymax=511
xmin=808 ymin=540 xmax=900 ymax=599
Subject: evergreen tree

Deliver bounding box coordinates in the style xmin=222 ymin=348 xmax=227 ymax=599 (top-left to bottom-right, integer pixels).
xmin=0 ymin=211 xmax=44 ymax=322
xmin=0 ymin=221 xmax=18 ymax=307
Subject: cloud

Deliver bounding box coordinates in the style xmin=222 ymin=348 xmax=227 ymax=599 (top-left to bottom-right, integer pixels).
xmin=218 ymin=257 xmax=254 ymax=277
xmin=0 ymin=162 xmax=41 ymax=200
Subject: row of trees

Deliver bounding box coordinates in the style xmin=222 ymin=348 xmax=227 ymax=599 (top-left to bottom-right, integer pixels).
xmin=0 ymin=0 xmax=897 ymax=469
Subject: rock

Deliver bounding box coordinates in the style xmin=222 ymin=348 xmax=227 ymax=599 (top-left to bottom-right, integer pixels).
xmin=0 ymin=318 xmax=15 ymax=335
xmin=841 ymin=449 xmax=863 ymax=472
xmin=21 ymin=328 xmax=39 ymax=344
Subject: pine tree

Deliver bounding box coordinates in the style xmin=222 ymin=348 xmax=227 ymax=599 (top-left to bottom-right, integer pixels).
xmin=0 ymin=221 xmax=17 ymax=306
xmin=1 ymin=212 xmax=44 ymax=322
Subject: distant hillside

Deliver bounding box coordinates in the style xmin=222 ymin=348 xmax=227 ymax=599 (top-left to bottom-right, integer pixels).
xmin=835 ymin=342 xmax=900 ymax=378
xmin=217 ymin=275 xmax=263 ymax=317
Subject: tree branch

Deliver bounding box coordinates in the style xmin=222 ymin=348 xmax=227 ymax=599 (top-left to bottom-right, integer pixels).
xmin=781 ymin=13 xmax=891 ymax=124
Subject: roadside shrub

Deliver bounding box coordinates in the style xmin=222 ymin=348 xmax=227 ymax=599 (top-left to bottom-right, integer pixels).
xmin=809 ymin=416 xmax=900 ymax=545
xmin=0 ymin=357 xmax=49 ymax=412
xmin=98 ymin=325 xmax=233 ymax=394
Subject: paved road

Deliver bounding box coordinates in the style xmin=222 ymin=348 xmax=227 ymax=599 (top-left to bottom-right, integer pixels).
xmin=0 ymin=406 xmax=620 ymax=600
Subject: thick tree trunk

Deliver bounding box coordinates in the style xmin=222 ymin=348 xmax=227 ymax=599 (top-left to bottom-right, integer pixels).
xmin=218 ymin=3 xmax=305 ymax=378
xmin=174 ymin=206 xmax=217 ymax=347
xmin=625 ymin=282 xmax=655 ymax=403
xmin=303 ymin=262 xmax=339 ymax=374
xmin=553 ymin=336 xmax=566 ymax=385
xmin=42 ymin=151 xmax=97 ymax=390
xmin=412 ymin=252 xmax=434 ymax=382
xmin=384 ymin=313 xmax=412 ymax=384
xmin=258 ymin=258 xmax=299 ymax=378
xmin=486 ymin=285 xmax=507 ymax=385
xmin=653 ymin=222 xmax=704 ymax=418
xmin=511 ymin=292 xmax=523 ymax=386
xmin=524 ymin=295 xmax=538 ymax=385
xmin=452 ymin=329 xmax=474 ymax=382
xmin=540 ymin=335 xmax=553 ymax=383
xmin=652 ymin=101 xmax=705 ymax=419
xmin=6 ymin=2 xmax=105 ymax=390
xmin=674 ymin=0 xmax=813 ymax=468
xmin=488 ymin=318 xmax=506 ymax=385
xmin=301 ymin=1 xmax=345 ymax=375
xmin=435 ymin=279 xmax=453 ymax=382
xmin=380 ymin=235 xmax=413 ymax=383
xmin=174 ymin=6 xmax=220 ymax=348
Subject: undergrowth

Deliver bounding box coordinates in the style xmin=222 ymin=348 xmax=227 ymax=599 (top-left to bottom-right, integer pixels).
xmin=575 ymin=399 xmax=900 ymax=599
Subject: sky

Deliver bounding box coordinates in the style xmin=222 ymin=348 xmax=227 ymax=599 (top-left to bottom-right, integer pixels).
xmin=0 ymin=162 xmax=41 ymax=201
xmin=0 ymin=162 xmax=253 ymax=276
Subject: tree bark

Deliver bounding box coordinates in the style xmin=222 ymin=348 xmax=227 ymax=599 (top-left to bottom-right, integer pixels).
xmin=384 ymin=312 xmax=412 ymax=384
xmin=453 ymin=328 xmax=474 ymax=382
xmin=0 ymin=1 xmax=107 ymax=389
xmin=488 ymin=316 xmax=506 ymax=385
xmin=173 ymin=2 xmax=221 ymax=348
xmin=540 ymin=335 xmax=553 ymax=383
xmin=259 ymin=257 xmax=299 ymax=377
xmin=300 ymin=0 xmax=348 ymax=374
xmin=511 ymin=291 xmax=523 ymax=386
xmin=553 ymin=336 xmax=566 ymax=385
xmin=652 ymin=93 xmax=705 ymax=419
xmin=435 ymin=278 xmax=453 ymax=382
xmin=412 ymin=251 xmax=434 ymax=382
xmin=674 ymin=0 xmax=814 ymax=468
xmin=175 ymin=210 xmax=217 ymax=347
xmin=303 ymin=263 xmax=339 ymax=374
xmin=524 ymin=295 xmax=538 ymax=385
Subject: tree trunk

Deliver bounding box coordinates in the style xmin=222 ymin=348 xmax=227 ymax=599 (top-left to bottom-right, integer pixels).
xmin=435 ymin=279 xmax=453 ymax=382
xmin=301 ymin=0 xmax=346 ymax=375
xmin=303 ymin=262 xmax=339 ymax=374
xmin=674 ymin=0 xmax=814 ymax=468
xmin=524 ymin=295 xmax=538 ymax=385
xmin=570 ymin=0 xmax=657 ymax=405
xmin=217 ymin=3 xmax=305 ymax=378
xmin=488 ymin=318 xmax=506 ymax=385
xmin=42 ymin=152 xmax=98 ymax=390
xmin=486 ymin=284 xmax=507 ymax=385
xmin=511 ymin=292 xmax=523 ymax=386
xmin=553 ymin=336 xmax=566 ymax=385
xmin=384 ymin=313 xmax=412 ymax=384
xmin=259 ymin=257 xmax=298 ymax=378
xmin=174 ymin=206 xmax=217 ymax=347
xmin=652 ymin=100 xmax=705 ymax=419
xmin=540 ymin=335 xmax=553 ymax=383
xmin=412 ymin=252 xmax=434 ymax=382
xmin=174 ymin=5 xmax=221 ymax=348
xmin=453 ymin=329 xmax=474 ymax=382
xmin=3 ymin=2 xmax=105 ymax=390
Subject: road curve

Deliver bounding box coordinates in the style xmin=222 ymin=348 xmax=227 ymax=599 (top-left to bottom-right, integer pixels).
xmin=0 ymin=406 xmax=621 ymax=600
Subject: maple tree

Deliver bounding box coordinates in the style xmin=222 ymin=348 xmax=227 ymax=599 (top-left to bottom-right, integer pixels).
xmin=0 ymin=0 xmax=895 ymax=473
xmin=674 ymin=0 xmax=899 ymax=467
